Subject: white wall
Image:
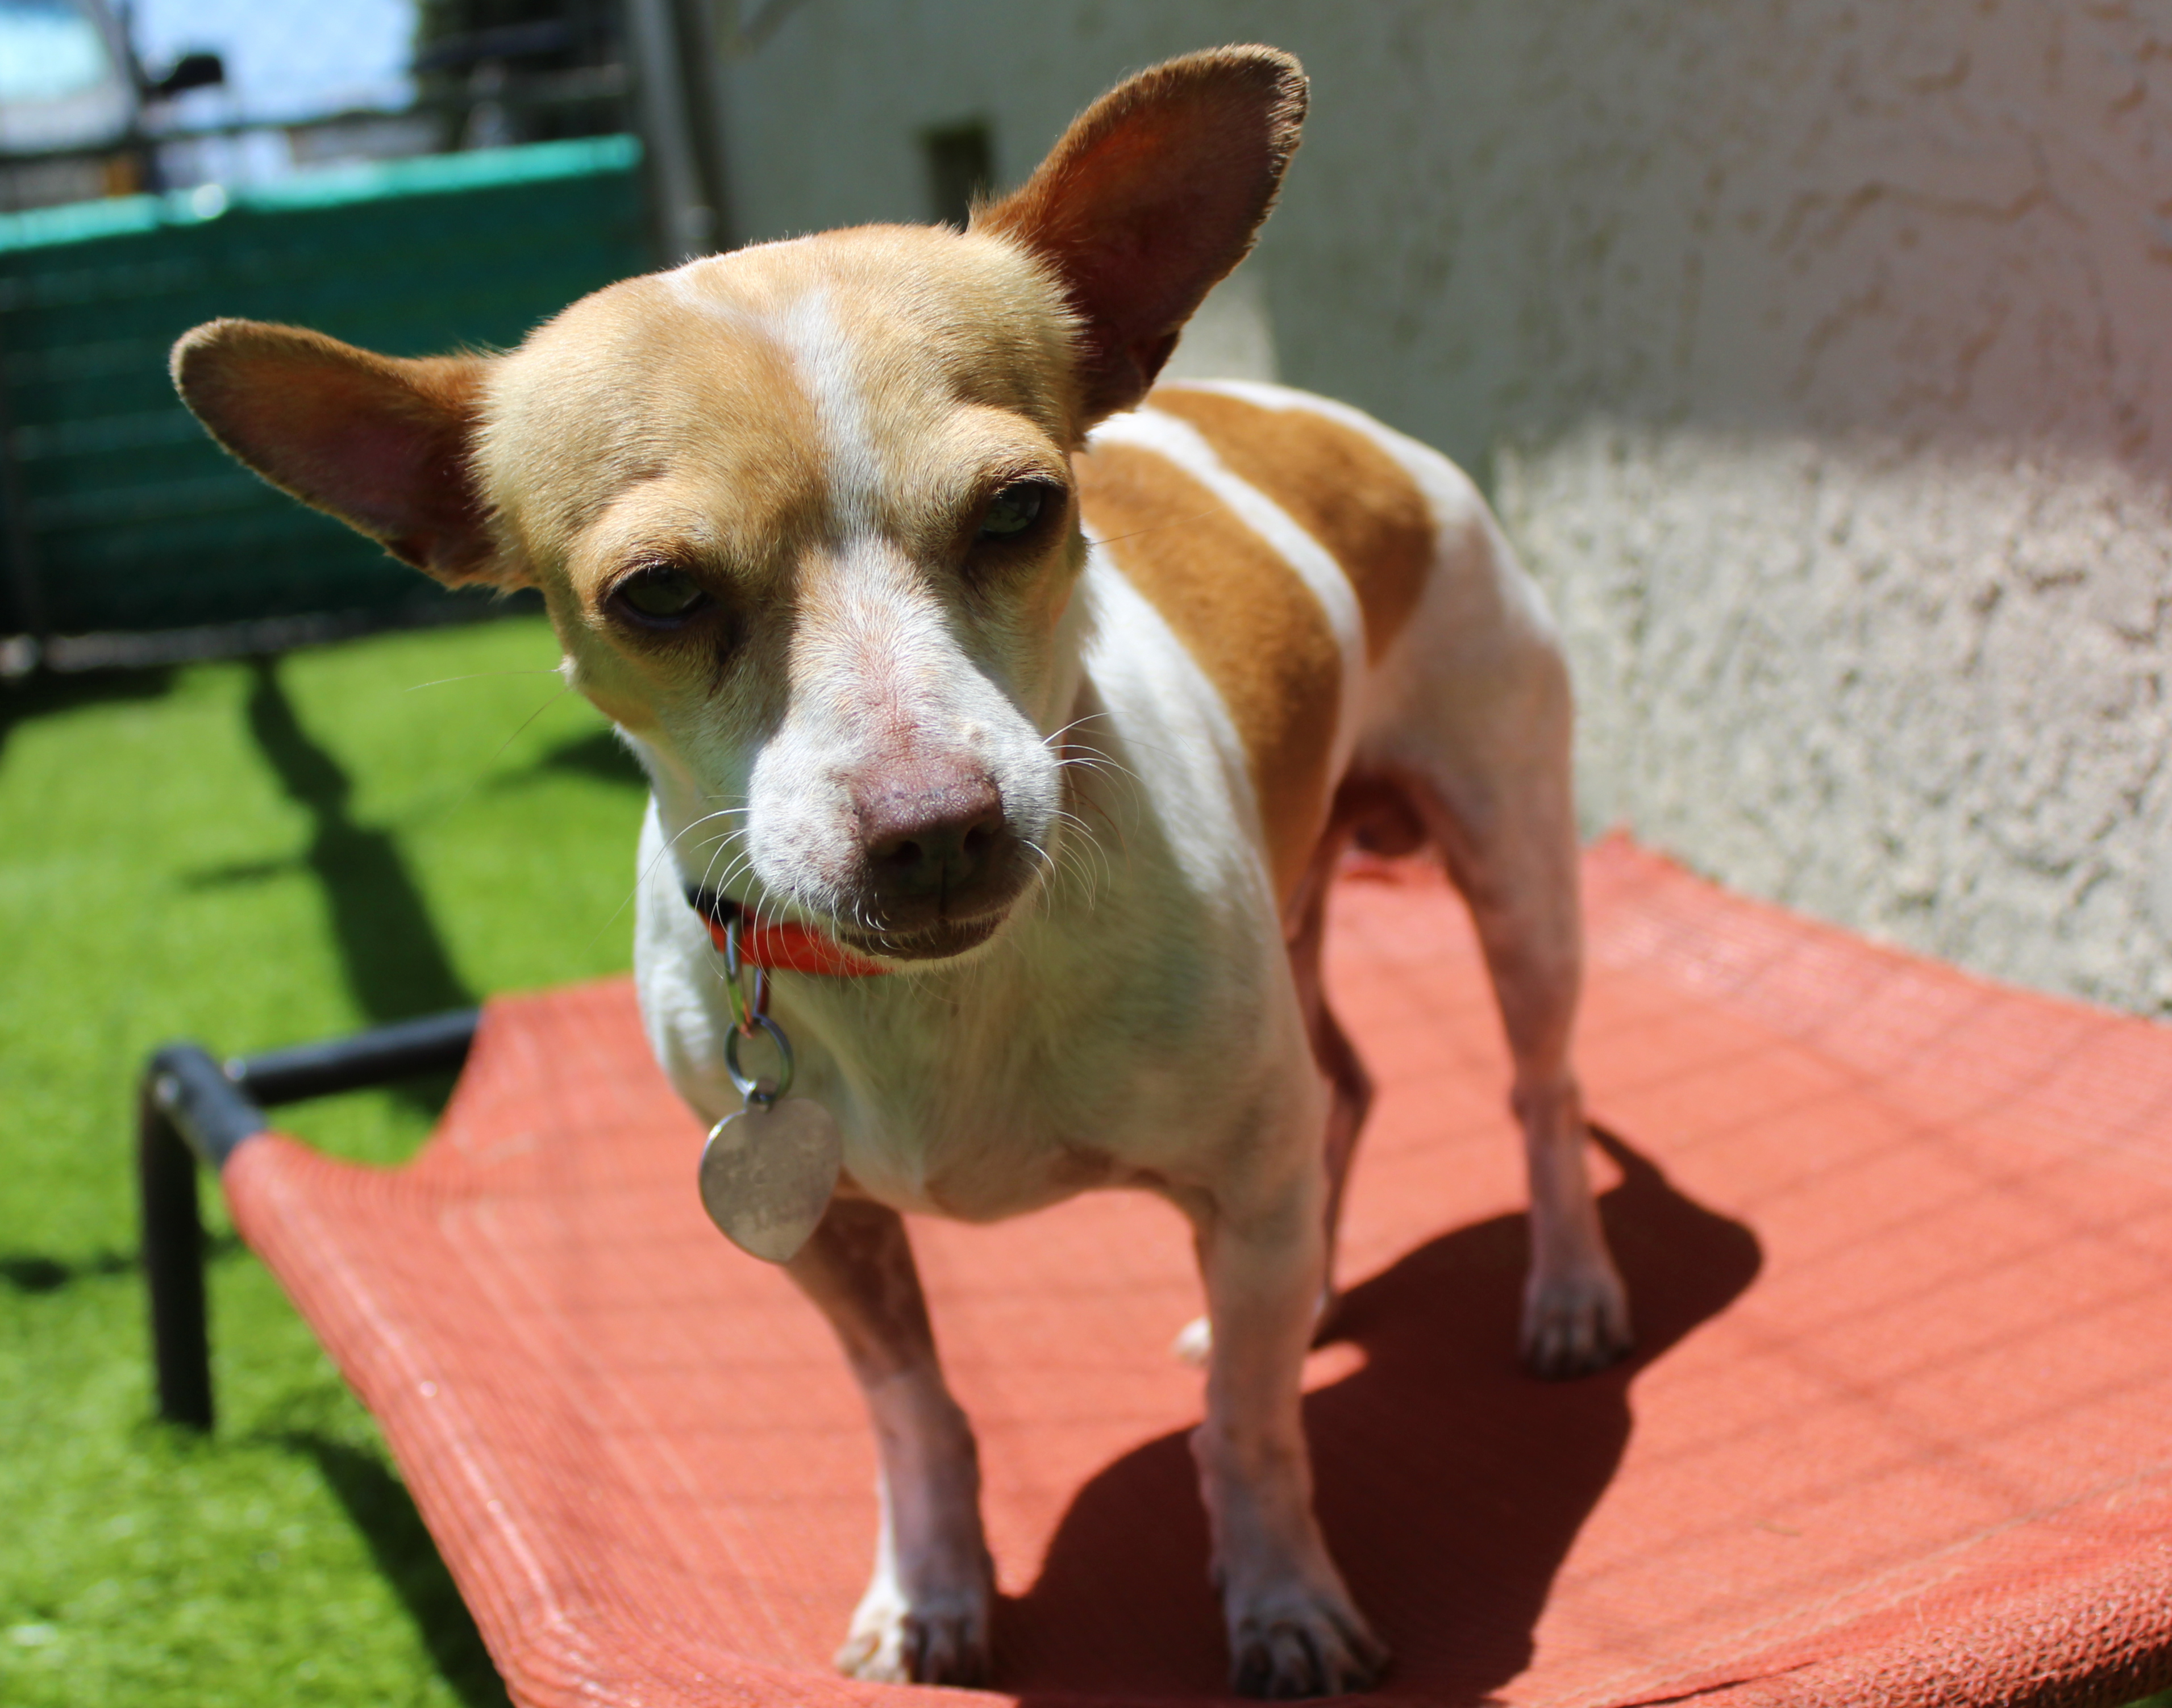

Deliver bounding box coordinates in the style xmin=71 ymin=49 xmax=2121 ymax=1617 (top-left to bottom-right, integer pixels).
xmin=715 ymin=1 xmax=2172 ymax=1015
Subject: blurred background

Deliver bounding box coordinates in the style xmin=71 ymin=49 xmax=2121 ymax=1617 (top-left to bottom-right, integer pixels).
xmin=6 ymin=4 xmax=2172 ymax=1705
xmin=0 ymin=0 xmax=659 ymax=653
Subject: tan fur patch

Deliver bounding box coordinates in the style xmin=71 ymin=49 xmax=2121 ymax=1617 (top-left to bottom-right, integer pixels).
xmin=1076 ymin=439 xmax=1340 ymax=904
xmin=478 ymin=228 xmax=1088 ymax=734
xmin=1146 ymin=387 xmax=1434 ymax=661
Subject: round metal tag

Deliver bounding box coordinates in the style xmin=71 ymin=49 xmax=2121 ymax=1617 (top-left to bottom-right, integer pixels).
xmin=698 ymin=1095 xmax=842 ymax=1264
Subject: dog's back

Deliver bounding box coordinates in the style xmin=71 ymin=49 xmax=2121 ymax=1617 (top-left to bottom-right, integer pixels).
xmin=1080 ymin=377 xmax=1569 ymax=919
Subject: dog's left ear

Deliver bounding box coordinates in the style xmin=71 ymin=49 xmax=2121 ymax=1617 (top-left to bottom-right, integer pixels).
xmin=973 ymin=45 xmax=1306 ymax=426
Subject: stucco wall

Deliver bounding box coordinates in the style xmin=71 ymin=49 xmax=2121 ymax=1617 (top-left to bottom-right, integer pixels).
xmin=713 ymin=2 xmax=2172 ymax=1014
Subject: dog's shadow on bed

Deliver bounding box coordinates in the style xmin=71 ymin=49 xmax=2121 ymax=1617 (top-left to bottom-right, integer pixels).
xmin=1001 ymin=1127 xmax=1762 ymax=1703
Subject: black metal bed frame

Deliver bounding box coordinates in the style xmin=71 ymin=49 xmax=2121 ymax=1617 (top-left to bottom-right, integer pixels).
xmin=135 ymin=1008 xmax=481 ymax=1430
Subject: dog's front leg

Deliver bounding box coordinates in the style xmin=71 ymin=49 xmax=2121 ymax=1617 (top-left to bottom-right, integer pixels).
xmin=1187 ymin=1168 xmax=1388 ymax=1699
xmin=786 ymin=1197 xmax=993 ymax=1687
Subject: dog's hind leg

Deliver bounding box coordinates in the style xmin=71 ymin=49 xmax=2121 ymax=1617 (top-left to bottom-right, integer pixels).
xmin=786 ymin=1196 xmax=993 ymax=1686
xmin=1308 ymin=990 xmax=1371 ymax=1334
xmin=1393 ymin=641 xmax=1632 ymax=1378
xmin=1284 ymin=816 xmax=1376 ymax=1339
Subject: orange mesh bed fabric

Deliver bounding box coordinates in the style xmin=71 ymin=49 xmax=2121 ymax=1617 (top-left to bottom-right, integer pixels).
xmin=221 ymin=838 xmax=2172 ymax=1707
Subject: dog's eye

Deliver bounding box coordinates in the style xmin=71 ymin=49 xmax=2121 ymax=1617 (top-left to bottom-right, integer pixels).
xmin=977 ymin=481 xmax=1046 ymax=540
xmin=613 ymin=565 xmax=709 ymax=625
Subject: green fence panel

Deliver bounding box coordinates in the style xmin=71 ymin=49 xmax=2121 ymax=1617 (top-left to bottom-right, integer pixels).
xmin=0 ymin=134 xmax=654 ymax=637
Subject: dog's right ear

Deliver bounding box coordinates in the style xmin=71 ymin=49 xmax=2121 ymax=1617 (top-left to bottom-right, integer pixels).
xmin=973 ymin=45 xmax=1307 ymax=426
xmin=171 ymin=319 xmax=514 ymax=587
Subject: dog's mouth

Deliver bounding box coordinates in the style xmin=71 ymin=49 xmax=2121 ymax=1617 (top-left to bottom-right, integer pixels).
xmin=830 ymin=911 xmax=1008 ymax=965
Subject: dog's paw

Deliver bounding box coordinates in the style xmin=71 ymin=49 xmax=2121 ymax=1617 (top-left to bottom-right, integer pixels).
xmin=1521 ymin=1264 xmax=1633 ymax=1379
xmin=1226 ymin=1585 xmax=1389 ymax=1699
xmin=835 ymin=1576 xmax=992 ymax=1688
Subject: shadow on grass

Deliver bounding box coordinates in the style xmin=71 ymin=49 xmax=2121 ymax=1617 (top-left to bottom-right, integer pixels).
xmin=227 ymin=658 xmax=474 ymax=1107
xmin=520 ymin=726 xmax=646 ymax=789
xmin=0 ymin=1251 xmax=135 ymax=1292
xmin=281 ymin=1431 xmax=511 ymax=1708
xmin=2 ymin=1231 xmax=239 ymax=1293
xmin=0 ymin=664 xmax=174 ymax=761
xmin=182 ymin=852 xmax=306 ymax=887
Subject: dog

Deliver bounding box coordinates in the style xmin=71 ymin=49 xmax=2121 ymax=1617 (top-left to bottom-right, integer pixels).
xmin=172 ymin=45 xmax=1632 ymax=1699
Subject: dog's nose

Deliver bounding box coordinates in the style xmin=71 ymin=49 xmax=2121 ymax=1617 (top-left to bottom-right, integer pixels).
xmin=858 ymin=771 xmax=1009 ymax=908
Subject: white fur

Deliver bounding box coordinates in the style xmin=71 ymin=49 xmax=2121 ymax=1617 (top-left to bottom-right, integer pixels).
xmin=772 ymin=286 xmax=885 ymax=532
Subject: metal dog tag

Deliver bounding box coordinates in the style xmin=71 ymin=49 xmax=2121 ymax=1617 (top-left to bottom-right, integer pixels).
xmin=699 ymin=1096 xmax=842 ymax=1264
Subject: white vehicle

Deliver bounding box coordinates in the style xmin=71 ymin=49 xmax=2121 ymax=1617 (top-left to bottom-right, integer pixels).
xmin=0 ymin=0 xmax=134 ymax=155
xmin=0 ymin=0 xmax=220 ymax=209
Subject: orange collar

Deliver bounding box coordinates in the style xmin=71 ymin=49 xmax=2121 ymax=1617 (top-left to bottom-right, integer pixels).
xmin=685 ymin=887 xmax=890 ymax=978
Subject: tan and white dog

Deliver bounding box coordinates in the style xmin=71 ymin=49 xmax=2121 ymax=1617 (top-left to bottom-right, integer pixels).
xmin=172 ymin=47 xmax=1630 ymax=1699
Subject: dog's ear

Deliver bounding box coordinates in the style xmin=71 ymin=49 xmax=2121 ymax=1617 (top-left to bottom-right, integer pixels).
xmin=171 ymin=319 xmax=514 ymax=586
xmin=973 ymin=45 xmax=1306 ymax=425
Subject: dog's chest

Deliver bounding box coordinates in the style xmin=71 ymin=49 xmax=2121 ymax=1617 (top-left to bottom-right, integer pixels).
xmin=639 ymin=846 xmax=1306 ymax=1228
xmin=775 ymin=928 xmax=1296 ymax=1222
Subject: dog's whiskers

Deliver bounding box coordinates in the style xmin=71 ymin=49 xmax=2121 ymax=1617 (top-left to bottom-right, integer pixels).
xmin=581 ymin=797 xmax=752 ymax=956
xmin=1043 ymin=809 xmax=1109 ymax=899
xmin=1084 ymin=507 xmax=1222 ymax=550
xmin=403 ymin=668 xmax=567 ymax=691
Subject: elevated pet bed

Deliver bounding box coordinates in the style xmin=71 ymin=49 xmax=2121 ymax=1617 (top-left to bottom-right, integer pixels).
xmin=137 ymin=837 xmax=2172 ymax=1707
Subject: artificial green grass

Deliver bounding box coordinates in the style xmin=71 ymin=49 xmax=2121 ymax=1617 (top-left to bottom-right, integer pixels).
xmin=1 ymin=615 xmax=647 ymax=1706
